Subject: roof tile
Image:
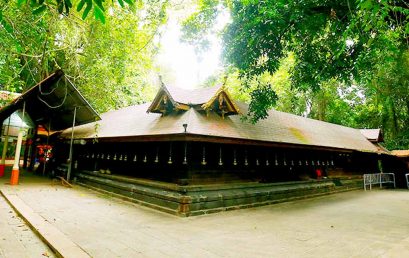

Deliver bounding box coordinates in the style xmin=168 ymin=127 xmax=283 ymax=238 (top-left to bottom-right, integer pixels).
xmin=62 ymin=99 xmax=379 ymax=153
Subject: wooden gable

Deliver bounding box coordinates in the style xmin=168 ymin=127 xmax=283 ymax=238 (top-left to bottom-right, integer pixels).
xmin=147 ymin=86 xmax=189 ymax=115
xmin=147 ymin=82 xmax=239 ymax=117
xmin=201 ymin=87 xmax=240 ymax=118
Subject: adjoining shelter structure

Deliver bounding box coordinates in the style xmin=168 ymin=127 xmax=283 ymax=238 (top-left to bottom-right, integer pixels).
xmin=0 ymin=70 xmax=100 ymax=183
xmin=388 ymin=150 xmax=409 ymax=187
xmin=60 ymin=83 xmax=390 ymax=216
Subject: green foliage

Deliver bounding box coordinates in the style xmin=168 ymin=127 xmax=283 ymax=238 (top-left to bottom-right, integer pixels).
xmin=0 ymin=1 xmax=49 ymax=92
xmin=1 ymin=0 xmax=167 ymax=113
xmin=181 ymin=0 xmax=220 ymax=51
xmin=246 ymin=85 xmax=278 ymax=123
xmin=15 ymin=0 xmax=135 ymax=23
xmin=385 ymin=131 xmax=409 ymax=150
xmin=183 ymin=0 xmax=409 ymax=149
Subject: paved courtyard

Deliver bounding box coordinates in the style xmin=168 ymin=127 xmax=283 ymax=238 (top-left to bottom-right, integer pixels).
xmin=0 ymin=193 xmax=55 ymax=258
xmin=1 ymin=173 xmax=409 ymax=257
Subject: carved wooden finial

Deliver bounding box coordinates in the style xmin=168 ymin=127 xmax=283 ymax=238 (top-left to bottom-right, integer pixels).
xmin=158 ymin=74 xmax=165 ymax=88
xmin=222 ymin=74 xmax=228 ymax=87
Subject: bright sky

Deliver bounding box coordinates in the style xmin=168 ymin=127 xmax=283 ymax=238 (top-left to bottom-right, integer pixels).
xmin=156 ymin=8 xmax=230 ymax=89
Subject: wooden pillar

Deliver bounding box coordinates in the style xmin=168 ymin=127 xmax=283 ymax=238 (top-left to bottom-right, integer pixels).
xmin=22 ymin=128 xmax=31 ymax=169
xmin=28 ymin=125 xmax=38 ymax=171
xmin=43 ymin=120 xmax=51 ymax=176
xmin=180 ymin=142 xmax=191 ymax=185
xmin=67 ymin=106 xmax=77 ymax=182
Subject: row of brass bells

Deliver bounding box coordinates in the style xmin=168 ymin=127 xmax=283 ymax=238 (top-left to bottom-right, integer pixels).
xmin=85 ymin=153 xmax=130 ymax=162
xmin=84 ymin=151 xmax=334 ymax=166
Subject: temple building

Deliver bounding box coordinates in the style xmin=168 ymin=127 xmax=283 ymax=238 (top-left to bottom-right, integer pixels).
xmin=59 ymin=83 xmax=388 ymax=216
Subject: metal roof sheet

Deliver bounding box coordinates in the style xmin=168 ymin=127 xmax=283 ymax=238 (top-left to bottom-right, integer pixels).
xmin=0 ymin=70 xmax=100 ymax=131
xmin=2 ymin=110 xmax=34 ymax=128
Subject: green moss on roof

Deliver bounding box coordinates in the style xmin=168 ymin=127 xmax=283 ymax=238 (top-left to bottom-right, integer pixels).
xmin=289 ymin=127 xmax=309 ymax=144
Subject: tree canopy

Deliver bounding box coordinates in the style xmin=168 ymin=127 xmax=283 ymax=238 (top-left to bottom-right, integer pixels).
xmin=182 ymin=0 xmax=409 ymax=149
xmin=0 ymin=0 xmax=168 ymax=112
xmin=1 ymin=0 xmax=409 ymax=149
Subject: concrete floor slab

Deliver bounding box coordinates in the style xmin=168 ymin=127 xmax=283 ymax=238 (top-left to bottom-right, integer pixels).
xmin=1 ymin=172 xmax=409 ymax=257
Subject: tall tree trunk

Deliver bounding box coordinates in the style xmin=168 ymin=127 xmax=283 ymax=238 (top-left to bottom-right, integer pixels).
xmin=405 ymin=99 xmax=409 ymax=126
xmin=317 ymin=92 xmax=327 ymax=121
xmin=389 ymin=97 xmax=398 ymax=137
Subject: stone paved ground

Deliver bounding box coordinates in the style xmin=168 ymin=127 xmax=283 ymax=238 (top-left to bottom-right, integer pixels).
xmin=1 ymin=173 xmax=409 ymax=258
xmin=0 ymin=194 xmax=55 ymax=258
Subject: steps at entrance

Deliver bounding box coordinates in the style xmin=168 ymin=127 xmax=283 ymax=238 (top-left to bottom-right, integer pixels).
xmin=76 ymin=170 xmax=363 ymax=216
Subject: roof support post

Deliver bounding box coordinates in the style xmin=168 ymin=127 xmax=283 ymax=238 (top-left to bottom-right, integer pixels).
xmin=28 ymin=124 xmax=38 ymax=171
xmin=67 ymin=106 xmax=77 ymax=182
xmin=43 ymin=119 xmax=51 ymax=176
xmin=22 ymin=128 xmax=31 ymax=169
xmin=0 ymin=118 xmax=11 ymax=177
xmin=10 ymin=102 xmax=25 ymax=185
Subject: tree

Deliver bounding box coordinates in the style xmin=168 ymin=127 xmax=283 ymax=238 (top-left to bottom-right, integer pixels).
xmin=0 ymin=0 xmax=168 ymax=113
xmin=182 ymin=0 xmax=409 ymax=113
xmin=182 ymin=0 xmax=409 ymax=148
xmin=14 ymin=0 xmax=135 ymax=23
xmin=191 ymin=0 xmax=408 ymax=79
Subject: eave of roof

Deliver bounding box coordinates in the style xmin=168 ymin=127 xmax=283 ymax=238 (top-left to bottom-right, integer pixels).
xmin=391 ymin=150 xmax=409 ymax=157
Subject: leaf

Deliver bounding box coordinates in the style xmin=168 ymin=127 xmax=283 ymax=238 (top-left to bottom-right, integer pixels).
xmin=360 ymin=0 xmax=373 ymax=10
xmin=94 ymin=0 xmax=105 ymax=11
xmin=82 ymin=1 xmax=92 ymax=20
xmin=57 ymin=0 xmax=64 ymax=13
xmin=117 ymin=0 xmax=124 ymax=8
xmin=123 ymin=0 xmax=133 ymax=6
xmin=17 ymin=0 xmax=27 ymax=7
xmin=94 ymin=5 xmax=105 ymax=23
xmin=64 ymin=0 xmax=73 ymax=13
xmin=32 ymin=5 xmax=47 ymax=15
xmin=15 ymin=43 xmax=23 ymax=53
xmin=77 ymin=0 xmax=86 ymax=12
xmin=0 ymin=10 xmax=14 ymax=35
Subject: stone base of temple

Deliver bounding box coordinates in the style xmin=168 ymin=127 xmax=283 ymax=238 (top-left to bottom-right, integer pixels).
xmin=75 ymin=170 xmax=363 ymax=217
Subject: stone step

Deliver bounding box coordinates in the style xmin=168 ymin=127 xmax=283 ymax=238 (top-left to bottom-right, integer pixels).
xmin=76 ymin=171 xmax=362 ymax=216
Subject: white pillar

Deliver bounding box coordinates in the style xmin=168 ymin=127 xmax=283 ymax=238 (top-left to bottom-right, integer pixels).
xmin=12 ymin=131 xmax=23 ymax=170
xmin=10 ymin=102 xmax=25 ymax=185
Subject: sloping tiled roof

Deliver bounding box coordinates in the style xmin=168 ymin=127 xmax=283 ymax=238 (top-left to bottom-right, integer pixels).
xmin=360 ymin=129 xmax=383 ymax=142
xmin=166 ymin=85 xmax=222 ymax=105
xmin=61 ymin=100 xmax=379 ymax=153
